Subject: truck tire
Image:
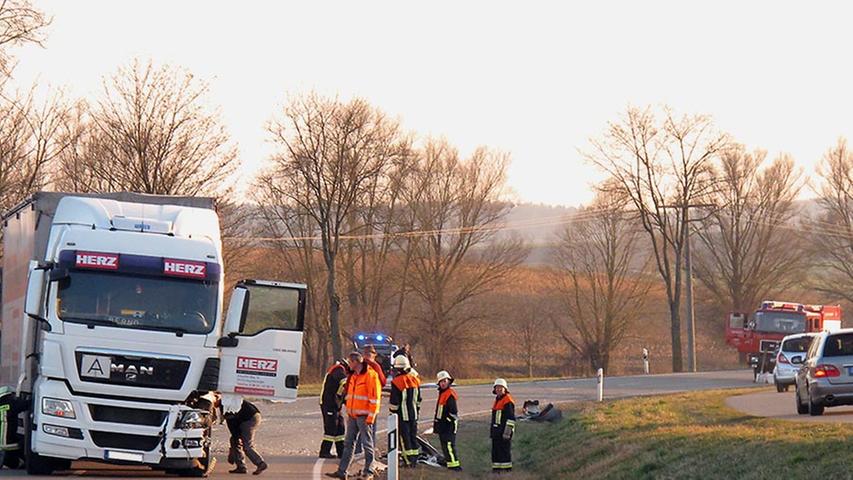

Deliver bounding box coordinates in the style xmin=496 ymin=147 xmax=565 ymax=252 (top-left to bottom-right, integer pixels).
xmin=23 ymin=413 xmax=71 ymax=475
xmin=808 ymin=392 xmax=825 ymax=416
xmin=173 ymin=441 xmax=213 ymax=477
xmin=795 ymin=387 xmax=808 ymax=415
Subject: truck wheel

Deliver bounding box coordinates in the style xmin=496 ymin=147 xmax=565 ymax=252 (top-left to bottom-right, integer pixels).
xmin=23 ymin=413 xmax=70 ymax=475
xmin=795 ymin=387 xmax=809 ymax=414
xmin=174 ymin=442 xmax=213 ymax=477
xmin=808 ymin=392 xmax=825 ymax=416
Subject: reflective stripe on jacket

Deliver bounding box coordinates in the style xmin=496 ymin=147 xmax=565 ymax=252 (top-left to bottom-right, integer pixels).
xmin=490 ymin=393 xmax=515 ymax=439
xmin=389 ymin=372 xmax=421 ymax=422
xmin=434 ymin=387 xmax=459 ymax=434
xmin=345 ymin=363 xmax=381 ymax=424
xmin=320 ymin=363 xmax=348 ymax=410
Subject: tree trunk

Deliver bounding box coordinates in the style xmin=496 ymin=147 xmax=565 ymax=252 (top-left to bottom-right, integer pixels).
xmin=670 ymin=304 xmax=683 ymax=372
xmin=326 ymin=261 xmax=343 ymax=360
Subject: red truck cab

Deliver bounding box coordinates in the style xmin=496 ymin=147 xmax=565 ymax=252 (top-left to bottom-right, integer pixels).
xmin=726 ymin=300 xmax=842 ymax=369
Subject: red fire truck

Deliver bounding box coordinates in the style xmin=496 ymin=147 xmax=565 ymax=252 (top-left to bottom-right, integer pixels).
xmin=726 ymin=300 xmax=842 ymax=377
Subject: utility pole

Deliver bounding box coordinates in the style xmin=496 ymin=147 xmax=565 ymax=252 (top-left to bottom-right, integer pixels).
xmin=663 ymin=202 xmax=712 ymax=374
xmin=685 ymin=207 xmax=697 ymax=373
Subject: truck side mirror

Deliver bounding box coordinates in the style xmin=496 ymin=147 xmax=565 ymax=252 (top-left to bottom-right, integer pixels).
xmin=219 ymin=287 xmax=248 ymax=347
xmin=49 ymin=268 xmax=70 ymax=282
xmin=25 ymin=261 xmax=46 ymax=321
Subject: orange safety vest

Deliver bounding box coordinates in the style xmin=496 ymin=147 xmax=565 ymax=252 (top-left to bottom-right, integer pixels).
xmin=346 ymin=363 xmax=381 ymax=424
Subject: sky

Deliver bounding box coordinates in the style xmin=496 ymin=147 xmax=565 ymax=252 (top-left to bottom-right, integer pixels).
xmin=11 ymin=1 xmax=853 ymax=207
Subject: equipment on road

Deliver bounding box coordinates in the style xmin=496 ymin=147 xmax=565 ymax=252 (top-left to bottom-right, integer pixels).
xmin=726 ymin=300 xmax=843 ymax=379
xmin=520 ymin=400 xmax=563 ymax=423
xmin=0 ymin=192 xmax=307 ymax=476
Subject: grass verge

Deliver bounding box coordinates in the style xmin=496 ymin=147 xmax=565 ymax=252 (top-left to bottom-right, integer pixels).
xmin=411 ymin=387 xmax=853 ymax=479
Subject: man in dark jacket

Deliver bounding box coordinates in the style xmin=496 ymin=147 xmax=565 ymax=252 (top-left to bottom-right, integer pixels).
xmin=433 ymin=370 xmax=461 ymax=471
xmin=319 ymin=359 xmax=349 ymax=458
xmin=490 ymin=379 xmax=515 ymax=473
xmin=389 ymin=355 xmax=421 ymax=468
xmin=0 ymin=387 xmax=28 ymax=469
xmin=224 ymin=400 xmax=268 ymax=475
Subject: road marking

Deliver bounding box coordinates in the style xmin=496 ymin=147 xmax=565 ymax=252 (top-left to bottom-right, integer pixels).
xmin=312 ymin=458 xmax=325 ymax=480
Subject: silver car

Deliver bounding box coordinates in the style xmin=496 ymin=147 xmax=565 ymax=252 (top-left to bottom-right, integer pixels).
xmin=774 ymin=333 xmax=816 ymax=392
xmin=795 ymin=328 xmax=853 ymax=416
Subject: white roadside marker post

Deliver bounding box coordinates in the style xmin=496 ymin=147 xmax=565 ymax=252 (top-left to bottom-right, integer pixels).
xmin=642 ymin=348 xmax=650 ymax=375
xmin=387 ymin=413 xmax=399 ymax=480
xmin=597 ymin=368 xmax=604 ymax=402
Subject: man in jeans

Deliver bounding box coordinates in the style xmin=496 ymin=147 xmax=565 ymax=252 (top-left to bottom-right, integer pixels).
xmin=326 ymin=352 xmax=381 ymax=480
xmin=354 ymin=345 xmax=386 ymax=456
xmin=224 ymin=399 xmax=268 ymax=475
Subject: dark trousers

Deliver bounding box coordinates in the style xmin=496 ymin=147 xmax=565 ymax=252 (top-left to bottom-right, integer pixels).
xmin=319 ymin=408 xmax=345 ymax=457
xmin=439 ymin=432 xmax=460 ymax=469
xmin=399 ymin=419 xmax=419 ymax=465
xmin=491 ymin=437 xmax=512 ymax=471
xmin=231 ymin=413 xmax=264 ymax=469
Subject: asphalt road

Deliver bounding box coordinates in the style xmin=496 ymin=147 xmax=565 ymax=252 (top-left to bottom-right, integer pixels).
xmin=726 ymin=389 xmax=853 ymax=423
xmin=1 ymin=369 xmax=755 ymax=479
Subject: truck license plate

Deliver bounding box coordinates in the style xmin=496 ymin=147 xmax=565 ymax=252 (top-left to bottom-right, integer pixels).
xmin=104 ymin=450 xmax=144 ymax=463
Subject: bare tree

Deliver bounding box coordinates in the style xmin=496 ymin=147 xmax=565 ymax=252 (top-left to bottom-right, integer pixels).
xmin=54 ymin=59 xmax=238 ymax=196
xmin=0 ymin=87 xmax=75 ymax=211
xmin=264 ymin=93 xmax=409 ymax=359
xmin=252 ymin=179 xmax=332 ymax=377
xmin=588 ymin=106 xmax=729 ymax=371
xmin=0 ymin=0 xmax=50 ymax=76
xmin=401 ymin=139 xmax=527 ymax=371
xmin=339 ymin=158 xmax=414 ymax=334
xmin=551 ymin=193 xmax=650 ymax=374
xmin=693 ymin=145 xmax=803 ymax=314
xmin=812 ymin=138 xmax=853 ymax=302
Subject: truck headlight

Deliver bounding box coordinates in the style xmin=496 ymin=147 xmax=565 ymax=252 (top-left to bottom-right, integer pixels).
xmin=179 ymin=410 xmax=207 ymax=430
xmin=42 ymin=398 xmax=75 ymax=419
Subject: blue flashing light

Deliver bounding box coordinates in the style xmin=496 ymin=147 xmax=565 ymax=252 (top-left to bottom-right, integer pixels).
xmin=376 ymin=335 xmax=384 ymax=341
xmin=358 ymin=335 xmax=366 ymax=341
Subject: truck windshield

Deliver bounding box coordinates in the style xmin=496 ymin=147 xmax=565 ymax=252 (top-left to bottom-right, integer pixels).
xmin=57 ymin=271 xmax=217 ymax=334
xmin=753 ymin=311 xmax=806 ymax=334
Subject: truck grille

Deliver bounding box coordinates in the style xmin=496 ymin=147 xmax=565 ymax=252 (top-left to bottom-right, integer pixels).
xmin=90 ymin=431 xmax=162 ymax=451
xmin=75 ymin=351 xmax=190 ymax=390
xmin=89 ymin=404 xmax=167 ymax=427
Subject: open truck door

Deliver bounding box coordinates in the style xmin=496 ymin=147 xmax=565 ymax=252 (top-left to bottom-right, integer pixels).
xmin=218 ymin=280 xmax=305 ymax=401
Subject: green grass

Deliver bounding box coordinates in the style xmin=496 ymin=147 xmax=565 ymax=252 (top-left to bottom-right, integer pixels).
xmin=411 ymin=387 xmax=853 ymax=479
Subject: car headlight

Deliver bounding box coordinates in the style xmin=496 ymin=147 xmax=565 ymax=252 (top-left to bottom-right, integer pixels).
xmin=42 ymin=398 xmax=76 ymax=419
xmin=178 ymin=410 xmax=207 ymax=430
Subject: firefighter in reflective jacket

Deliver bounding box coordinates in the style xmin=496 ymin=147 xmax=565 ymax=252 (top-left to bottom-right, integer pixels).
xmin=389 ymin=354 xmax=421 ymax=468
xmin=0 ymin=387 xmax=28 ymax=469
xmin=490 ymin=378 xmax=515 ymax=472
xmin=319 ymin=359 xmax=350 ymax=458
xmin=433 ymin=370 xmax=461 ymax=471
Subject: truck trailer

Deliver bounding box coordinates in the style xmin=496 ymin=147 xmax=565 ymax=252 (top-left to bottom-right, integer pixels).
xmin=0 ymin=192 xmax=305 ymax=476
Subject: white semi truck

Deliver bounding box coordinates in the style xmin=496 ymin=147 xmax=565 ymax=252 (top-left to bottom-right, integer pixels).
xmin=0 ymin=192 xmax=305 ymax=476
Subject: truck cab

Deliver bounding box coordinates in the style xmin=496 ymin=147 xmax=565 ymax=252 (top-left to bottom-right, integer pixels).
xmin=726 ymin=300 xmax=843 ymax=378
xmin=0 ymin=193 xmax=305 ymax=476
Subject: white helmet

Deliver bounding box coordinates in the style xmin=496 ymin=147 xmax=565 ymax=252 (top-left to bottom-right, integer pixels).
xmin=493 ymin=378 xmax=508 ymax=394
xmin=436 ymin=370 xmax=453 ymax=384
xmin=393 ymin=355 xmax=411 ymax=370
